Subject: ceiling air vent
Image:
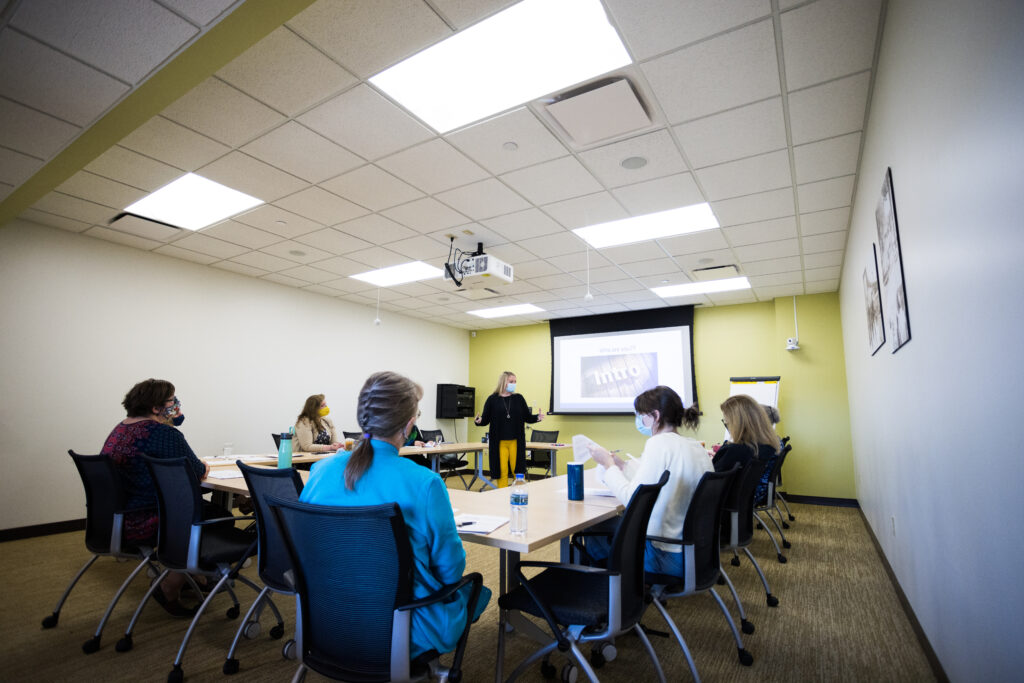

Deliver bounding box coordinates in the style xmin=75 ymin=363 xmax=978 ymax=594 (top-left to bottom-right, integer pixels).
xmin=691 ymin=265 xmax=740 ymax=282
xmin=545 ymin=77 xmax=651 ymax=146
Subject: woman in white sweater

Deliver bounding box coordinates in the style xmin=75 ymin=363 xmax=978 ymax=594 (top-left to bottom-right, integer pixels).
xmin=587 ymin=385 xmax=712 ymax=575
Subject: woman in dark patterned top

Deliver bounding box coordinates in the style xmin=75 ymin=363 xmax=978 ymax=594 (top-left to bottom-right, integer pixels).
xmin=101 ymin=378 xmax=210 ymax=617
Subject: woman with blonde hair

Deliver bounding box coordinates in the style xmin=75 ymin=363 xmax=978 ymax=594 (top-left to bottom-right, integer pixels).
xmin=293 ymin=393 xmax=343 ymax=453
xmin=474 ymin=370 xmax=544 ymax=487
xmin=712 ymin=394 xmax=780 ymax=472
xmin=300 ymin=371 xmax=490 ymax=658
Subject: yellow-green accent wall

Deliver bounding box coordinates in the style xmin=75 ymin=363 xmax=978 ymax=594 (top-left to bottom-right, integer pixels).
xmin=467 ymin=293 xmax=855 ymax=499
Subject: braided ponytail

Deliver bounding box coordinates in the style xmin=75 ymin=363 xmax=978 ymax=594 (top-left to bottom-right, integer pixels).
xmin=344 ymin=371 xmax=423 ymax=490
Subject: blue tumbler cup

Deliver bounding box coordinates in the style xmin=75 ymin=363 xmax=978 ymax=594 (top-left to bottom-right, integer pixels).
xmin=567 ymin=462 xmax=583 ymax=501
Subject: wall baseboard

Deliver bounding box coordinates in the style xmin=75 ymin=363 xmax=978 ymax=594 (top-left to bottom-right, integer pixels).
xmin=859 ymin=509 xmax=950 ymax=683
xmin=0 ymin=518 xmax=85 ymax=543
xmin=781 ymin=493 xmax=860 ymax=507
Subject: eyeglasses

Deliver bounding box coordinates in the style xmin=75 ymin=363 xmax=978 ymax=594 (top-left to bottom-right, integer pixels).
xmin=721 ymin=419 xmax=728 ymax=428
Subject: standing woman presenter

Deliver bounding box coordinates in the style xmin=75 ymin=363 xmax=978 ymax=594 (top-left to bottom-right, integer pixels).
xmin=475 ymin=371 xmax=544 ymax=488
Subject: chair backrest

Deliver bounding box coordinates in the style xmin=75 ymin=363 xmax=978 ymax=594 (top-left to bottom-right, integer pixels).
xmin=237 ymin=462 xmax=303 ymax=593
xmin=682 ymin=467 xmax=740 ymax=591
xmin=69 ymin=450 xmax=129 ymax=554
xmin=342 ymin=431 xmax=363 ymax=441
xmin=773 ymin=443 xmax=792 ymax=484
xmin=419 ymin=429 xmax=444 ymax=443
xmin=142 ymin=455 xmax=205 ymax=570
xmin=527 ymin=429 xmax=559 ymax=467
xmin=606 ymin=470 xmax=670 ymax=625
xmin=722 ymin=458 xmax=767 ymax=547
xmin=270 ymin=498 xmax=415 ymax=681
xmin=272 ymin=432 xmax=282 ymax=450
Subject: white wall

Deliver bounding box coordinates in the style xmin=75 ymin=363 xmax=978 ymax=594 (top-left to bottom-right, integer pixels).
xmin=0 ymin=220 xmax=470 ymax=530
xmin=839 ymin=0 xmax=1024 ymax=679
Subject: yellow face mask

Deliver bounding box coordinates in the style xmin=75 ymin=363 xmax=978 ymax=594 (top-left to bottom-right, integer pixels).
xmin=318 ymin=406 xmax=330 ymax=417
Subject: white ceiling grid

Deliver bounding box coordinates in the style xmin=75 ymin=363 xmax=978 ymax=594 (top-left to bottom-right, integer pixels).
xmin=4 ymin=0 xmax=885 ymax=328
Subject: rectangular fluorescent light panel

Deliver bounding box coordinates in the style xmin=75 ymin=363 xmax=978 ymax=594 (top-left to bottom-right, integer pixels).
xmin=123 ymin=173 xmax=263 ymax=231
xmin=369 ymin=0 xmax=631 ymax=133
xmin=350 ymin=261 xmax=444 ymax=287
xmin=573 ymin=203 xmax=720 ymax=249
xmin=468 ymin=303 xmax=545 ymax=319
xmin=651 ymin=277 xmax=751 ymax=298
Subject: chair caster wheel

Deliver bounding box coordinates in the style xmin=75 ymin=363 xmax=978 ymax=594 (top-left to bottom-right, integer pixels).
xmin=540 ymin=659 xmax=557 ymax=678
xmin=167 ymin=665 xmax=184 ymax=683
xmin=777 ymin=553 xmax=787 ymax=564
xmin=82 ymin=636 xmax=101 ymax=654
xmin=738 ymin=648 xmax=753 ymax=666
xmin=223 ymin=659 xmax=239 ymax=675
xmin=226 ymin=605 xmax=240 ymax=620
xmin=597 ymin=641 xmax=616 ymax=662
xmin=788 ymin=514 xmax=795 ymax=521
xmin=589 ymin=651 xmax=605 ymax=668
xmin=42 ymin=613 xmax=59 ymax=629
xmin=741 ymin=619 xmax=755 ymax=635
xmin=116 ymin=635 xmax=133 ymax=652
xmin=767 ymin=594 xmax=779 ymax=607
xmin=282 ymin=640 xmax=297 ymax=660
xmin=561 ymin=663 xmax=578 ymax=682
xmin=730 ymin=556 xmax=741 ymax=567
xmin=269 ymin=624 xmax=284 ymax=639
xmin=716 ymin=576 xmax=725 ymax=585
xmin=243 ymin=620 xmax=260 ymax=639
xmin=783 ymin=540 xmax=791 ymax=549
xmin=782 ymin=522 xmax=790 ymax=529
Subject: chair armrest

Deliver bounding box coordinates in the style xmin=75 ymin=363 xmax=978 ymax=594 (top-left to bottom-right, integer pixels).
xmin=397 ymin=574 xmax=477 ymax=612
xmin=196 ymin=515 xmax=255 ymax=525
xmin=512 ymin=560 xmax=615 ymax=651
xmin=516 ymin=560 xmax=612 ymax=576
xmin=397 ymin=572 xmax=483 ymax=682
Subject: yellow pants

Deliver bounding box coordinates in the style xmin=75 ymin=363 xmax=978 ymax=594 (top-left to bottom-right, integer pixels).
xmin=497 ymin=440 xmax=518 ymax=488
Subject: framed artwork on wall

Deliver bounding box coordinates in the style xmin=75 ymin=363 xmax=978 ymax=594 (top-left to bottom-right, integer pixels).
xmin=863 ymin=243 xmax=885 ymax=355
xmin=875 ymin=167 xmax=911 ymax=352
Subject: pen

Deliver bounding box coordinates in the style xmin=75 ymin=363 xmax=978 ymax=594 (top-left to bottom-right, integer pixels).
xmin=457 ymin=521 xmax=473 ymax=527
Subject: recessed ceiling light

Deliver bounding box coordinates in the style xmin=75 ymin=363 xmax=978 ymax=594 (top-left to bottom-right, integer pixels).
xmin=651 ymin=277 xmax=751 ymax=298
xmin=123 ymin=173 xmax=263 ymax=231
xmin=468 ymin=303 xmax=545 ymax=318
xmin=350 ymin=261 xmax=444 ymax=287
xmin=620 ymin=156 xmax=648 ymax=170
xmin=573 ymin=203 xmax=720 ymax=249
xmin=369 ymin=0 xmax=631 ymax=133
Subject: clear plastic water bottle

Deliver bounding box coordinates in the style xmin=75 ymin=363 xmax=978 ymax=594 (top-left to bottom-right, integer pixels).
xmin=510 ymin=474 xmax=528 ymax=535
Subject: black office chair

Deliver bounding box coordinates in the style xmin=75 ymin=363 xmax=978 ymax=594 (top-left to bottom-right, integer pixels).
xmin=644 ymin=467 xmax=751 ymax=682
xmin=497 ymin=472 xmax=670 ymax=683
xmin=41 ymin=451 xmax=161 ymax=655
xmin=342 ymin=430 xmax=363 ymax=443
xmin=774 ymin=439 xmax=796 ymax=522
xmin=721 ymin=458 xmax=778 ymax=608
xmin=420 ymin=428 xmax=470 ymax=489
xmin=223 ymin=462 xmax=304 ymax=675
xmin=115 ymin=456 xmax=261 ymax=683
xmin=526 ymin=429 xmax=559 ymax=478
xmin=269 ymin=498 xmax=483 ymax=683
xmin=754 ymin=444 xmax=793 ymax=562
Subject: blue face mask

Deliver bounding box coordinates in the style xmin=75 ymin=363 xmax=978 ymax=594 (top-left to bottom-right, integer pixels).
xmin=506 ymin=382 xmax=517 ymax=393
xmin=635 ymin=413 xmax=653 ymax=437
xmin=172 ymin=414 xmax=185 ymax=427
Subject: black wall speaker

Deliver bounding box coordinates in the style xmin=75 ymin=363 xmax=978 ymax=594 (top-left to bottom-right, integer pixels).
xmin=437 ymin=383 xmax=475 ymax=419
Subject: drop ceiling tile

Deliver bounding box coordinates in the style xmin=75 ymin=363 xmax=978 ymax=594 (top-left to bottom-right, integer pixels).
xmin=659 ymin=229 xmax=731 ymax=256
xmin=546 ymin=250 xmax=612 ymax=273
xmin=518 ymin=232 xmax=587 ymax=258
xmin=378 ymin=139 xmax=489 ymax=195
xmin=262 ymin=272 xmax=310 ymax=288
xmin=781 ymin=0 xmax=882 ymax=90
xmin=85 ymin=145 xmax=182 ymax=192
xmin=635 ymin=270 xmax=691 ymax=288
xmin=436 ymin=179 xmax=530 ymax=220
xmin=108 ymin=214 xmax=179 ymax=241
xmin=797 ymin=175 xmax=855 ymax=213
xmin=234 ymin=204 xmax=323 ymax=238
xmin=312 ymin=256 xmax=371 ymax=277
xmin=436 ymin=225 xmax=508 ymax=253
xmin=346 ymin=246 xmax=409 ymax=269
xmin=446 ymin=107 xmax=568 ymax=174
xmin=382 ymin=198 xmax=467 ymax=233
xmin=242 ymin=121 xmax=362 ymax=183
xmin=585 ymin=303 xmax=631 ymax=315
xmin=261 ymin=240 xmax=333 ymax=264
xmin=601 ymin=241 xmax=668 ymax=264
xmin=19 ymin=208 xmax=91 ymax=232
xmin=542 ymin=193 xmax=629 ymax=230
xmin=789 ymin=72 xmax=871 ymax=145
xmin=641 ymin=20 xmax=780 ymax=124
xmin=84 ymin=225 xmax=161 ymax=250
xmin=613 ymin=290 xmax=663 ymax=304
xmin=501 ymin=157 xmax=603 ymax=206
xmin=0 ymin=97 xmax=80 ymax=158
xmin=734 ymin=238 xmax=800 ymax=262
xmin=294 ymin=227 xmax=372 ymax=255
xmin=288 ymin=0 xmax=451 ymax=78
xmin=619 ymin=256 xmax=679 ymax=275
xmin=276 ymin=265 xmax=338 ymax=283
xmin=153 ymin=243 xmax=221 ymax=265
xmin=805 ymin=265 xmax=841 ymax=281
xmin=336 ymin=214 xmax=418 ymax=244
xmin=1 ymin=182 xmax=15 ymax=200
xmin=800 ymin=207 xmax=849 ymax=236
xmin=386 ymin=235 xmax=452 ymax=260
xmin=171 ymin=232 xmax=249 ymax=259
xmin=672 ymin=248 xmax=736 ymax=271
xmin=723 ymin=216 xmax=798 ymax=246
xmin=526 ymin=273 xmax=583 ymax=290
xmin=160 ymin=0 xmax=236 ymax=25
xmin=11 ymin=0 xmax=197 ymax=83
xmin=55 ymin=171 xmax=146 ymax=210
xmin=805 ymin=279 xmax=839 ymax=294
xmin=754 ymin=283 xmax=804 ymax=299
xmin=162 ymin=78 xmax=286 ymax=147
xmin=570 ymin=265 xmax=632 ymax=284
xmin=320 ymin=165 xmax=423 ymax=211
xmin=119 ymin=116 xmax=230 ymax=171
xmin=578 ymin=130 xmax=687 ymax=188
xmin=595 ymin=278 xmax=644 ymax=294
xmin=483 ymin=242 xmax=542 ymax=265
xmin=0 ymin=29 xmax=129 ymax=126
xmin=273 ymin=186 xmax=368 ymax=225
xmin=216 ymin=26 xmax=358 ymax=117
xmin=230 ymin=250 xmax=297 ymax=272
xmin=606 ymin=0 xmax=770 ymax=61
xmin=0 ymin=147 xmax=43 ymax=186
xmin=202 ymin=220 xmax=282 ymax=249
xmin=674 ymin=97 xmax=786 ymax=168
xmin=213 ymin=260 xmax=269 ymax=277
xmin=302 ymin=284 xmax=344 ymax=297
xmin=611 ymin=173 xmax=704 ymax=216
xmin=706 ymin=290 xmax=757 ymax=305
xmin=741 ymin=255 xmax=802 ymax=276
xmin=802 ymin=230 xmax=848 ymax=253
xmin=695 ymin=149 xmax=792 ymax=201
xmin=32 ymin=191 xmax=115 ymax=224
xmin=298 ymin=84 xmax=433 ymax=160
xmin=803 ymin=250 xmax=844 ymax=268
xmin=482 ymin=208 xmax=563 ymax=242
xmin=711 ymin=187 xmax=794 ymax=226
xmin=793 ymin=132 xmax=862 ymax=184
xmin=750 ymin=270 xmax=803 ymax=288
xmin=198 ymin=151 xmax=308 ymax=202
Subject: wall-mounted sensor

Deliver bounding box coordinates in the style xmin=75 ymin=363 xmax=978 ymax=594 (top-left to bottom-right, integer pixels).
xmin=786 ymin=337 xmax=800 ymax=351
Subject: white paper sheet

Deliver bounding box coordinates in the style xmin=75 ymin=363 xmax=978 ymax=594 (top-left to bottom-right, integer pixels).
xmin=207 ymin=469 xmax=244 ymax=480
xmin=454 ymin=514 xmax=509 ymax=534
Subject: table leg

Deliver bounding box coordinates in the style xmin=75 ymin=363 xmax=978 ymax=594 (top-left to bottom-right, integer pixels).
xmin=468 ymin=451 xmax=497 ymax=491
xmin=431 ymin=452 xmax=440 ymax=474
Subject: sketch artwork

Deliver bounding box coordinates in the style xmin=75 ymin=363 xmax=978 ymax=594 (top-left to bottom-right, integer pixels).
xmin=875 ymin=168 xmax=911 ymax=351
xmin=863 ymin=243 xmax=884 ymax=355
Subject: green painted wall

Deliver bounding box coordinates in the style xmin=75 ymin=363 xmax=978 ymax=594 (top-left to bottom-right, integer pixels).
xmin=467 ymin=293 xmax=855 ymax=499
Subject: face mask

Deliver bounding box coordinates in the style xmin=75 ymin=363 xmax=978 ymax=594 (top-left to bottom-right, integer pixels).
xmin=172 ymin=414 xmax=185 ymax=427
xmin=635 ymin=413 xmax=653 ymax=437
xmin=318 ymin=406 xmax=330 ymax=417
xmin=506 ymin=382 xmax=517 ymax=393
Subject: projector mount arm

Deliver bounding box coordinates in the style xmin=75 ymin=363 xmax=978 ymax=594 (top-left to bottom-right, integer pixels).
xmin=444 ymin=238 xmax=485 ymax=288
